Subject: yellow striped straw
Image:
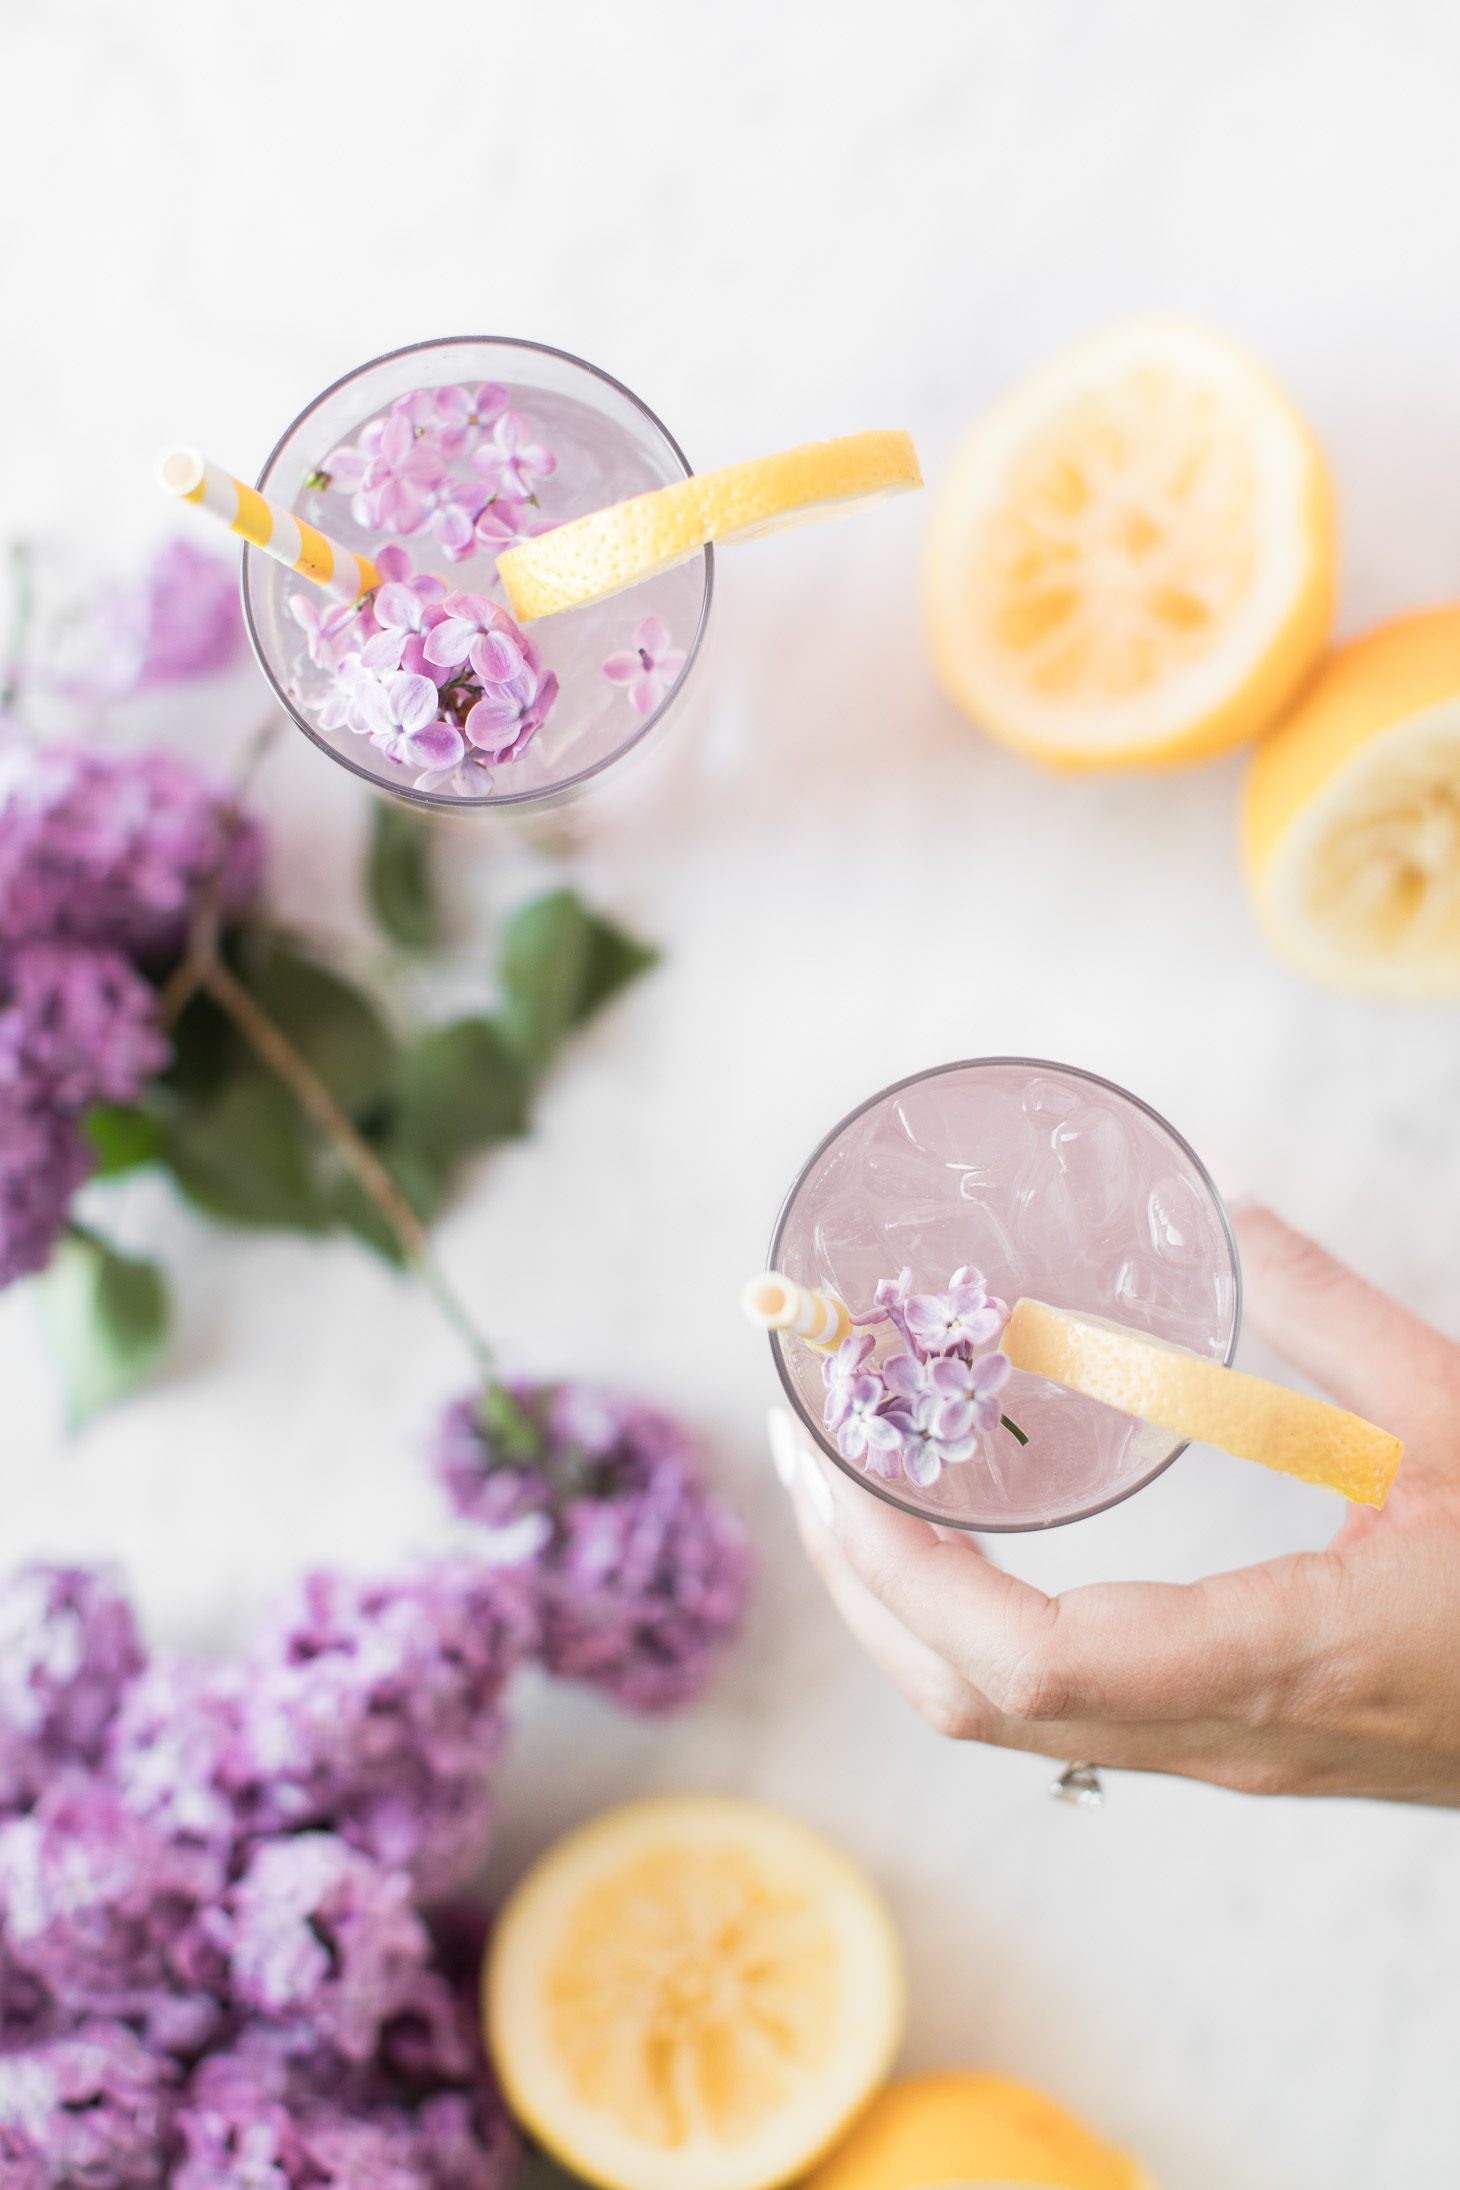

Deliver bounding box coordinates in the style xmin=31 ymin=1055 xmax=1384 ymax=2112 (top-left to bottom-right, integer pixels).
xmin=740 ymin=1272 xmax=853 ymax=1354
xmin=157 ymin=446 xmax=378 ymax=604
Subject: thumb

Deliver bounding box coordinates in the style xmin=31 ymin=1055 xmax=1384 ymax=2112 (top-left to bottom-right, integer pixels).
xmin=1234 ymin=1204 xmax=1453 ymax=1450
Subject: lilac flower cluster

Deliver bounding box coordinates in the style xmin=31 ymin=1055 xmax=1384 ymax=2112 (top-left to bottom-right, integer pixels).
xmin=438 ymin=1380 xmax=752 ymax=1713
xmin=0 ymin=940 xmax=169 ymax=1286
xmin=0 ymin=1560 xmax=523 ymax=2188
xmin=290 ymin=548 xmax=558 ymax=796
xmin=822 ymin=1266 xmax=1016 ymax=1488
xmin=0 ymin=738 xmax=267 ymax=1289
xmin=93 ymin=542 xmax=247 ymax=700
xmin=323 ymin=387 xmax=555 ymax=564
xmin=18 ymin=540 xmax=246 ymax=711
xmin=0 ymin=742 xmax=265 ymax=962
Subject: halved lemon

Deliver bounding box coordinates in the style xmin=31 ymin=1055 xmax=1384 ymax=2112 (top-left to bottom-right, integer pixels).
xmin=485 ymin=1796 xmax=905 ymax=2190
xmin=801 ymin=2071 xmax=1153 ymax=2190
xmin=1243 ymin=607 xmax=1460 ymax=997
xmin=925 ymin=318 xmax=1335 ymax=769
xmin=496 ymin=431 xmax=921 ymax=621
xmin=1003 ymin=1298 xmax=1401 ymax=1506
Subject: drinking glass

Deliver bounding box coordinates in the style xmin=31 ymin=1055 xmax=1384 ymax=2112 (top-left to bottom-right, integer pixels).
xmin=766 ymin=1056 xmax=1240 ymax=1532
xmin=242 ymin=336 xmax=714 ymax=820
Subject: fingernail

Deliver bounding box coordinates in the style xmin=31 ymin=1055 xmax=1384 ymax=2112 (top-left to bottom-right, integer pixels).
xmin=798 ymin=1450 xmax=837 ymax=1530
xmin=766 ymin=1407 xmax=802 ymax=1491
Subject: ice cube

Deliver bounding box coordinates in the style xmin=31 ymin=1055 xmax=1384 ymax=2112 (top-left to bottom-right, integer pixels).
xmin=1051 ymin=1103 xmax=1137 ymax=1234
xmin=1145 ymin=1172 xmax=1210 ymax=1267
xmin=1021 ymin=1074 xmax=1081 ymax=1121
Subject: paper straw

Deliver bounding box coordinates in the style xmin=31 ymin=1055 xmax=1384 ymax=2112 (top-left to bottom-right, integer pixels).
xmin=157 ymin=446 xmax=378 ymax=603
xmin=740 ymin=1272 xmax=853 ymax=1353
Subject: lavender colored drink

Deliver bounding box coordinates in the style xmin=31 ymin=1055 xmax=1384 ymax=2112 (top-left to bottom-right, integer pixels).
xmin=768 ymin=1058 xmax=1239 ymax=1531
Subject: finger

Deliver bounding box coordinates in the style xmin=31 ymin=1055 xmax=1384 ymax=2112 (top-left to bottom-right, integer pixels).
xmin=793 ymin=1469 xmax=1318 ymax=1787
xmin=787 ymin=1464 xmax=1000 ymax=1742
xmin=816 ymin=1453 xmax=1316 ymax=1725
xmin=1235 ymin=1204 xmax=1456 ymax=1443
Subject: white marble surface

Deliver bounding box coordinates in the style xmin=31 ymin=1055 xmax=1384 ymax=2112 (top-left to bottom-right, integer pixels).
xmin=4 ymin=3 xmax=1460 ymax=2183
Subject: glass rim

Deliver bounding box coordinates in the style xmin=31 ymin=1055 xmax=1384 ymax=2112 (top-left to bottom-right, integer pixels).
xmin=240 ymin=333 xmax=715 ymax=812
xmin=766 ymin=1053 xmax=1243 ymax=1534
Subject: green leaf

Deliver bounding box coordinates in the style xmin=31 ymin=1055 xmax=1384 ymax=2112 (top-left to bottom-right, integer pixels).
xmin=164 ymin=985 xmax=241 ymax=1098
xmin=367 ymin=801 xmax=444 ymax=953
xmin=390 ymin=1018 xmax=528 ymax=1172
xmin=498 ymin=889 xmax=658 ymax=1076
xmin=37 ymin=1232 xmax=170 ymax=1429
xmin=84 ymin=1104 xmax=165 ymax=1177
xmin=242 ymin=938 xmax=396 ymax=1113
xmin=162 ymin=1074 xmax=328 ymax=1232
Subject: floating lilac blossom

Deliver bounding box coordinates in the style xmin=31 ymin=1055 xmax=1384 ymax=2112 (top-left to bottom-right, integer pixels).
xmin=299 ymin=549 xmax=557 ymax=791
xmin=814 ymin=1265 xmax=1020 ymax=1487
xmin=602 ymin=616 xmax=686 ymax=718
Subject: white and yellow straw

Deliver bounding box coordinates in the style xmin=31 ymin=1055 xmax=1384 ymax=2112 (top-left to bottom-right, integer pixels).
xmin=157 ymin=446 xmax=378 ymax=603
xmin=740 ymin=1272 xmax=853 ymax=1354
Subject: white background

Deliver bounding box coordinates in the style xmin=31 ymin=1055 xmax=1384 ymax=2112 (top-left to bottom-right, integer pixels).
xmin=4 ymin=4 xmax=1460 ymax=2184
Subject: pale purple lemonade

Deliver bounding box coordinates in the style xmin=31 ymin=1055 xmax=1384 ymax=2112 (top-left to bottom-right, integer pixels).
xmin=243 ymin=338 xmax=711 ymax=814
xmin=769 ymin=1059 xmax=1239 ymax=1530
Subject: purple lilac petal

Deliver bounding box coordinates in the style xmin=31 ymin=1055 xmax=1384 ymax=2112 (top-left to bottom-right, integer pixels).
xmin=437 ymin=1382 xmax=751 ymax=1714
xmin=0 ymin=941 xmax=168 ymax=1112
xmin=224 ymin=1835 xmax=430 ymax=2065
xmin=0 ymin=1779 xmax=224 ymax=2013
xmin=0 ymin=1102 xmax=90 ymax=1288
xmin=0 ymin=2020 xmax=178 ymax=2188
xmin=0 ymin=743 xmax=266 ymax=960
xmin=235 ymin=1562 xmax=529 ymax=1897
xmin=67 ymin=541 xmax=245 ymax=703
xmin=0 ymin=1565 xmax=143 ymax=1811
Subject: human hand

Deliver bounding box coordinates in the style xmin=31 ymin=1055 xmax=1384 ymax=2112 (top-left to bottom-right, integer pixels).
xmin=774 ymin=1205 xmax=1460 ymax=1804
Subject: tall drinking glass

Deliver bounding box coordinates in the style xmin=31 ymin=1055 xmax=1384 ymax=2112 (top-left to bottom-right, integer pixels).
xmin=242 ymin=336 xmax=713 ymax=819
xmin=767 ymin=1057 xmax=1240 ymax=1531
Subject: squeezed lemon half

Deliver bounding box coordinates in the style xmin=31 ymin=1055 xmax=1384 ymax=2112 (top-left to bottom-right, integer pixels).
xmin=801 ymin=2070 xmax=1153 ymax=2190
xmin=486 ymin=1796 xmax=904 ymax=2190
xmin=1244 ymin=607 xmax=1460 ymax=998
xmin=497 ymin=431 xmax=922 ymax=620
xmin=925 ymin=317 xmax=1335 ymax=769
xmin=1003 ymin=1298 xmax=1401 ymax=1506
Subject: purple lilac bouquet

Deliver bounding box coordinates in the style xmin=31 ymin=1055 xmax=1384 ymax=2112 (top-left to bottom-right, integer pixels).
xmin=0 ymin=937 xmax=171 ymax=1287
xmin=290 ymin=546 xmax=558 ymax=797
xmin=0 ymin=1560 xmax=522 ymax=2187
xmin=437 ymin=1381 xmax=752 ymax=1713
xmin=0 ymin=1382 xmax=748 ymax=2183
xmin=0 ymin=736 xmax=265 ymax=1292
xmin=821 ymin=1266 xmax=1021 ymax=1488
xmin=0 ymin=741 xmax=265 ymax=961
